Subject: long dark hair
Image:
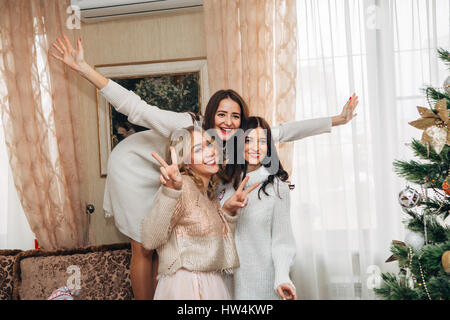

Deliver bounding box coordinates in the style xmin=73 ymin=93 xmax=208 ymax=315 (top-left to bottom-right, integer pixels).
xmin=242 ymin=116 xmax=289 ymax=199
xmin=201 ymin=89 xmax=250 ymax=188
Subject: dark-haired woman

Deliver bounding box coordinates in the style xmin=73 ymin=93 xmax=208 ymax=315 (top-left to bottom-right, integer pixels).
xmin=50 ymin=35 xmax=358 ymax=299
xmin=220 ymin=117 xmax=297 ymax=300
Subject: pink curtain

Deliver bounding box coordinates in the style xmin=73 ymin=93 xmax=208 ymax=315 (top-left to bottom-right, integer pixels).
xmin=0 ymin=0 xmax=89 ymax=250
xmin=204 ymin=0 xmax=298 ymax=174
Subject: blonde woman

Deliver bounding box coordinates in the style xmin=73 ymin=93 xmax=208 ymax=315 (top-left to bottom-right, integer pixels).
xmin=141 ymin=126 xmax=259 ymax=299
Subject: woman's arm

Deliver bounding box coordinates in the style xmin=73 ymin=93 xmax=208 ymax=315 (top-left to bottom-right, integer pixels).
xmin=141 ymin=147 xmax=185 ymax=250
xmin=99 ymin=80 xmax=193 ymax=138
xmin=271 ymin=182 xmax=297 ymax=292
xmin=140 ymin=185 xmax=183 ymax=250
xmin=271 ymin=94 xmax=359 ymax=143
xmin=272 ymin=117 xmax=332 ymax=143
xmin=51 ymin=35 xmax=193 ymax=138
xmin=221 ymin=208 xmax=239 ymax=234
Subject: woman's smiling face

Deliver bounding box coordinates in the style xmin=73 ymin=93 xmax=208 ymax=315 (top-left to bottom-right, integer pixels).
xmin=187 ymin=130 xmax=219 ymax=177
xmin=214 ymin=98 xmax=242 ymax=141
xmin=244 ymin=127 xmax=268 ymax=166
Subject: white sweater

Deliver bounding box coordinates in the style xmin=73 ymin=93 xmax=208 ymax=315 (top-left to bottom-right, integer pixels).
xmin=100 ymin=80 xmax=332 ymax=242
xmin=220 ymin=166 xmax=296 ymax=300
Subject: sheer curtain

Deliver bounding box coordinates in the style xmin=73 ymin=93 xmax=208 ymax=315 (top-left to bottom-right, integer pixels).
xmin=290 ymin=0 xmax=449 ymax=299
xmin=0 ymin=0 xmax=89 ymax=250
xmin=203 ymin=0 xmax=298 ymax=174
xmin=0 ymin=118 xmax=35 ymax=250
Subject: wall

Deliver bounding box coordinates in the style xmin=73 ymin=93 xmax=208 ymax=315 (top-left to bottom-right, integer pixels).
xmin=76 ymin=10 xmax=206 ymax=245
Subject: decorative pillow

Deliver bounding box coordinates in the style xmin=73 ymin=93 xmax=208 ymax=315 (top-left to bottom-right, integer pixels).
xmin=0 ymin=250 xmax=22 ymax=300
xmin=13 ymin=243 xmax=133 ymax=300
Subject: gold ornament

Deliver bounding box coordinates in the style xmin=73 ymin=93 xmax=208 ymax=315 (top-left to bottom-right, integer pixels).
xmin=443 ymin=250 xmax=450 ymax=274
xmin=409 ymin=99 xmax=450 ymax=154
xmin=424 ymin=126 xmax=447 ymax=154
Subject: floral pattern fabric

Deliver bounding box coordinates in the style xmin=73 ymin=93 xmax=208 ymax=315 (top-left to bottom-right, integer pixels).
xmin=17 ymin=248 xmax=133 ymax=300
xmin=0 ymin=250 xmax=21 ymax=300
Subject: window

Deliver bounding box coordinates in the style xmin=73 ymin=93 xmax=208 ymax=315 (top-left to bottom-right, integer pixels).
xmin=293 ymin=0 xmax=449 ymax=231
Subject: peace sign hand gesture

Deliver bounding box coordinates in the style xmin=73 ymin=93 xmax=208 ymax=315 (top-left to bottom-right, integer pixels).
xmin=222 ymin=176 xmax=260 ymax=216
xmin=152 ymin=147 xmax=183 ymax=190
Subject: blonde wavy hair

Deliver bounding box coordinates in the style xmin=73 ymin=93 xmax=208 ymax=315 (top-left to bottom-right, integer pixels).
xmin=170 ymin=126 xmax=220 ymax=200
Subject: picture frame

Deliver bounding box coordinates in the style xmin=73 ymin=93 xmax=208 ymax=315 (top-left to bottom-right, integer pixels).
xmin=96 ymin=58 xmax=209 ymax=177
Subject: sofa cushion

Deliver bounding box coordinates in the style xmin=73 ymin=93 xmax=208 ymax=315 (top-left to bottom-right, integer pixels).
xmin=0 ymin=250 xmax=22 ymax=300
xmin=13 ymin=243 xmax=133 ymax=300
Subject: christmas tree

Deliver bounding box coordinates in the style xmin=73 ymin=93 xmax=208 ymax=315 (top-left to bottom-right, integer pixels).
xmin=374 ymin=48 xmax=450 ymax=300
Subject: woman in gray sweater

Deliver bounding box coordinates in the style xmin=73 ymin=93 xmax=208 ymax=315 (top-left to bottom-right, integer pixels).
xmin=220 ymin=116 xmax=297 ymax=300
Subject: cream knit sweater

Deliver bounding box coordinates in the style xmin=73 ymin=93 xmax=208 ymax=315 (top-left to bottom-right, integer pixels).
xmin=141 ymin=175 xmax=239 ymax=277
xmin=100 ymin=80 xmax=332 ymax=242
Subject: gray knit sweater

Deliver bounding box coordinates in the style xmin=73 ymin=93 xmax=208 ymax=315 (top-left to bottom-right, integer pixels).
xmin=220 ymin=166 xmax=296 ymax=300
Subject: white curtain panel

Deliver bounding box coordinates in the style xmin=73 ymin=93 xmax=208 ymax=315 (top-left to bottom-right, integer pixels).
xmin=0 ymin=97 xmax=35 ymax=250
xmin=291 ymin=0 xmax=449 ymax=299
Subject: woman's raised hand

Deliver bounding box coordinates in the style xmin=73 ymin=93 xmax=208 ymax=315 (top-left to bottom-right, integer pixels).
xmin=222 ymin=176 xmax=259 ymax=216
xmin=332 ymin=93 xmax=359 ymax=126
xmin=152 ymin=147 xmax=183 ymax=190
xmin=50 ymin=34 xmax=85 ymax=73
xmin=50 ymin=35 xmax=109 ymax=89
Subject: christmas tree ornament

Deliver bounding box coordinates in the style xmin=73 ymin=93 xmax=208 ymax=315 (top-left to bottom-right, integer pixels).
xmin=404 ymin=231 xmax=425 ymax=250
xmin=424 ymin=126 xmax=447 ymax=154
xmin=398 ymin=187 xmax=421 ymax=208
xmin=443 ymin=250 xmax=450 ymax=274
xmin=442 ymin=177 xmax=450 ymax=196
xmin=419 ymin=186 xmax=430 ymax=244
xmin=444 ymin=75 xmax=450 ymax=94
xmin=409 ymin=99 xmax=449 ymax=154
xmin=405 ymin=248 xmax=415 ymax=289
xmin=418 ymin=255 xmax=432 ymax=300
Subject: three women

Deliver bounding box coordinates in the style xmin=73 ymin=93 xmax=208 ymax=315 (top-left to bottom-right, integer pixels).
xmin=50 ymin=34 xmax=359 ymax=299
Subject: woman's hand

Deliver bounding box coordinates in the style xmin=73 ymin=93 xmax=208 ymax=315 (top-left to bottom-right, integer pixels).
xmin=276 ymin=283 xmax=297 ymax=300
xmin=152 ymin=147 xmax=183 ymax=190
xmin=332 ymin=93 xmax=359 ymax=126
xmin=50 ymin=34 xmax=109 ymax=89
xmin=222 ymin=176 xmax=259 ymax=216
xmin=50 ymin=34 xmax=86 ymax=73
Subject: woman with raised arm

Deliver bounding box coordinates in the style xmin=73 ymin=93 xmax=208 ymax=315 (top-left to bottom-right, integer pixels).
xmin=50 ymin=35 xmax=359 ymax=299
xmin=141 ymin=126 xmax=259 ymax=299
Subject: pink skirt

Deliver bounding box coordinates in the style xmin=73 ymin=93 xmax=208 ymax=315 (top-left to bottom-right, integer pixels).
xmin=154 ymin=268 xmax=231 ymax=300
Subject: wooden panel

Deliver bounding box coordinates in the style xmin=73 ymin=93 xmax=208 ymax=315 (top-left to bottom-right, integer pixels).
xmin=76 ymin=10 xmax=206 ymax=245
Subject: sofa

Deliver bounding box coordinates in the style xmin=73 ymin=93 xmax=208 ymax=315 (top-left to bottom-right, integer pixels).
xmin=0 ymin=243 xmax=133 ymax=300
